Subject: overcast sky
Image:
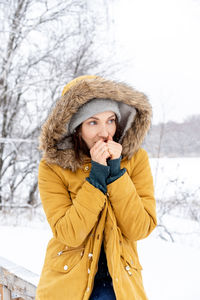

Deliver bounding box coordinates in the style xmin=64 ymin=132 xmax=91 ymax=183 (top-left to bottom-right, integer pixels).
xmin=110 ymin=0 xmax=200 ymax=124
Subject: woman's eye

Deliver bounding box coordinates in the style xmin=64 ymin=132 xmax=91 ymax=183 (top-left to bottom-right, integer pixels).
xmin=108 ymin=119 xmax=116 ymax=124
xmin=89 ymin=121 xmax=97 ymax=125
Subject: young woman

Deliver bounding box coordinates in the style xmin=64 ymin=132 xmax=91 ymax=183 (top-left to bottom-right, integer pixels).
xmin=36 ymin=75 xmax=157 ymax=300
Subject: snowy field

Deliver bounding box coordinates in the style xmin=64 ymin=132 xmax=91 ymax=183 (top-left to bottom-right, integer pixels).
xmin=149 ymin=157 xmax=200 ymax=199
xmin=0 ymin=157 xmax=200 ymax=299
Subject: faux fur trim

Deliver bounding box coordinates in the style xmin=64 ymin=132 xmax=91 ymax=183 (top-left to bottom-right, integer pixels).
xmin=39 ymin=77 xmax=152 ymax=171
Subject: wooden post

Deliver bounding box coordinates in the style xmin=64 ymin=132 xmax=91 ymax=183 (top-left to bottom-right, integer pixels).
xmin=11 ymin=294 xmax=25 ymax=300
xmin=0 ymin=256 xmax=39 ymax=300
xmin=0 ymin=284 xmax=11 ymax=300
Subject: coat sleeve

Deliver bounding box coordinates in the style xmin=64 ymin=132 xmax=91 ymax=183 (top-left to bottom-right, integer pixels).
xmin=38 ymin=160 xmax=106 ymax=247
xmin=107 ymin=148 xmax=157 ymax=242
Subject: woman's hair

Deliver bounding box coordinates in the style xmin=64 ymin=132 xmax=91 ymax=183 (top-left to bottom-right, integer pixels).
xmin=72 ymin=116 xmax=122 ymax=162
xmin=72 ymin=125 xmax=90 ymax=161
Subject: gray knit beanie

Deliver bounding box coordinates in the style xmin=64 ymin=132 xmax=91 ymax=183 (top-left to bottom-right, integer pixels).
xmin=68 ymin=98 xmax=121 ymax=134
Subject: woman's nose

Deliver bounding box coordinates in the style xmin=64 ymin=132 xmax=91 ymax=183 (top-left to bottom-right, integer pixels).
xmin=98 ymin=125 xmax=109 ymax=139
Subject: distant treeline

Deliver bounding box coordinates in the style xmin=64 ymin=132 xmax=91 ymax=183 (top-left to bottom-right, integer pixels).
xmin=142 ymin=115 xmax=200 ymax=157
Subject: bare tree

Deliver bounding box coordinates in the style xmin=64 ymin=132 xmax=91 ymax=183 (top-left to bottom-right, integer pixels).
xmin=0 ymin=0 xmax=120 ymax=208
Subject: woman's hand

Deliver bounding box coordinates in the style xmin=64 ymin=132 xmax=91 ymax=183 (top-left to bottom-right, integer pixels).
xmin=107 ymin=135 xmax=122 ymax=160
xmin=90 ymin=139 xmax=110 ymax=166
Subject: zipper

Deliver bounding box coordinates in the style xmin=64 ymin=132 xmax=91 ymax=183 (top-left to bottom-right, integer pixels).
xmin=56 ymin=247 xmax=85 ymax=257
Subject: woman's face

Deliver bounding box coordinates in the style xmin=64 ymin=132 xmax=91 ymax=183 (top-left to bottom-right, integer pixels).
xmin=81 ymin=111 xmax=117 ymax=149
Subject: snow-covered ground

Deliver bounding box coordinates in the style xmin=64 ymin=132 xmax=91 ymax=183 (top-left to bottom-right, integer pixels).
xmin=0 ymin=157 xmax=200 ymax=299
xmin=149 ymin=157 xmax=200 ymax=199
xmin=138 ymin=237 xmax=200 ymax=300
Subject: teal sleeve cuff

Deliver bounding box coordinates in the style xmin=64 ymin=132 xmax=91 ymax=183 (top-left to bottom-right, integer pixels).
xmin=86 ymin=160 xmax=110 ymax=194
xmin=106 ymin=168 xmax=126 ymax=185
xmin=107 ymin=156 xmax=121 ymax=177
xmin=107 ymin=156 xmax=126 ymax=185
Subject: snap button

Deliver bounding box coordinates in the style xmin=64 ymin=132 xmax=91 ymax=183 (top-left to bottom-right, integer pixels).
xmin=64 ymin=265 xmax=68 ymax=271
xmin=128 ymin=271 xmax=132 ymax=276
xmin=106 ymin=192 xmax=109 ymax=197
xmin=88 ymin=253 xmax=93 ymax=258
xmin=86 ymin=287 xmax=90 ymax=292
xmin=125 ymin=265 xmax=130 ymax=271
xmin=88 ymin=268 xmax=91 ymax=274
xmin=84 ymin=165 xmax=89 ymax=171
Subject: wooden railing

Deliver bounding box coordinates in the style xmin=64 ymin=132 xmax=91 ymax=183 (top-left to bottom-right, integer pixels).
xmin=0 ymin=256 xmax=39 ymax=300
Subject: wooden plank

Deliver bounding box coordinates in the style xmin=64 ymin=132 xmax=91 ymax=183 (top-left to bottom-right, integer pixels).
xmin=3 ymin=286 xmax=11 ymax=300
xmin=0 ymin=284 xmax=11 ymax=300
xmin=0 ymin=284 xmax=2 ymax=299
xmin=11 ymin=292 xmax=25 ymax=299
xmin=0 ymin=257 xmax=39 ymax=300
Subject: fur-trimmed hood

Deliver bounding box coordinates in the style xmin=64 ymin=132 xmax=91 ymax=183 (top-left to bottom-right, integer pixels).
xmin=39 ymin=76 xmax=152 ymax=171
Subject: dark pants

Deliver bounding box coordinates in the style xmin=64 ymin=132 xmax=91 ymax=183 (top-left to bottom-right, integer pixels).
xmin=90 ymin=281 xmax=116 ymax=300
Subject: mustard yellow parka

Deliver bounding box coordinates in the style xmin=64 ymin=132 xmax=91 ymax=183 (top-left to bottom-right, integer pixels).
xmin=36 ymin=76 xmax=157 ymax=300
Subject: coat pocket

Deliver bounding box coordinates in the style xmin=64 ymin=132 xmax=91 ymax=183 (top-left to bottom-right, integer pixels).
xmin=49 ymin=247 xmax=85 ymax=273
xmin=120 ymin=253 xmax=142 ymax=272
xmin=119 ymin=235 xmax=143 ymax=271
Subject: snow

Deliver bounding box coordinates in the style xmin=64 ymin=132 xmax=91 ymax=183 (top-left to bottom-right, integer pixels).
xmin=0 ymin=255 xmax=39 ymax=286
xmin=138 ymin=237 xmax=200 ymax=300
xmin=149 ymin=157 xmax=200 ymax=199
xmin=0 ymin=225 xmax=51 ymax=276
